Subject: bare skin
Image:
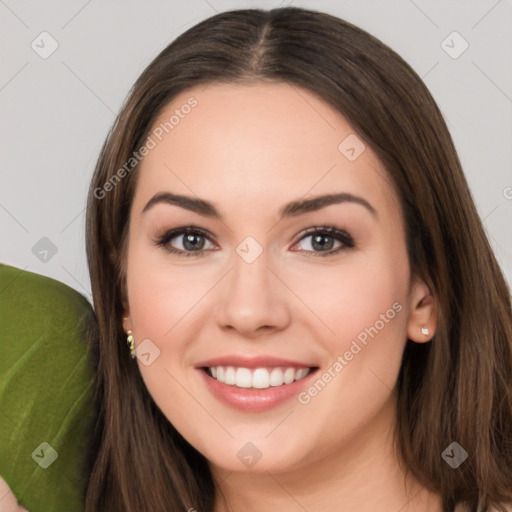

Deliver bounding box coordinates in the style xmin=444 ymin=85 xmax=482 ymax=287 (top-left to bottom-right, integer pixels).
xmin=121 ymin=81 xmax=440 ymax=511
xmin=0 ymin=478 xmax=27 ymax=512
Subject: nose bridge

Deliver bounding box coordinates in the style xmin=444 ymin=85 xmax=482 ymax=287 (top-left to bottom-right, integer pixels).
xmin=229 ymin=238 xmax=274 ymax=309
xmin=215 ymin=235 xmax=289 ymax=334
xmin=233 ymin=238 xmax=270 ymax=291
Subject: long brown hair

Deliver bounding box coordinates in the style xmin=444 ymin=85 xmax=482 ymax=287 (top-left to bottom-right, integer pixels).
xmin=84 ymin=6 xmax=512 ymax=511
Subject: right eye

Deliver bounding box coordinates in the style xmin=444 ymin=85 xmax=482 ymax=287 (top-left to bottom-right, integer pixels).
xmin=156 ymin=227 xmax=217 ymax=257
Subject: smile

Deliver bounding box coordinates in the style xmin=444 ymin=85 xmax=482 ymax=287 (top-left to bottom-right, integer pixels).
xmin=205 ymin=366 xmax=312 ymax=389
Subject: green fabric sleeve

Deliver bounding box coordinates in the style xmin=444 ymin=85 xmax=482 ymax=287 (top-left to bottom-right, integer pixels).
xmin=0 ymin=263 xmax=96 ymax=512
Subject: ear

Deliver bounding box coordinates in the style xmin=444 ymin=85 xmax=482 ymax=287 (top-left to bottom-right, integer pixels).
xmin=406 ymin=278 xmax=437 ymax=343
xmin=122 ymin=314 xmax=132 ymax=334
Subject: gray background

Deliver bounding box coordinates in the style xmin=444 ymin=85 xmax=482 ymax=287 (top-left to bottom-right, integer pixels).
xmin=1 ymin=0 xmax=511 ymax=303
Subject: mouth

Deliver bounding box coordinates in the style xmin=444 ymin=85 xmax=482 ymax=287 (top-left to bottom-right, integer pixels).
xmin=201 ymin=365 xmax=315 ymax=389
xmin=195 ymin=355 xmax=320 ymax=412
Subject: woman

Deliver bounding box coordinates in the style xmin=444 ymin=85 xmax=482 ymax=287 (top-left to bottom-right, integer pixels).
xmin=83 ymin=6 xmax=512 ymax=512
xmin=5 ymin=5 xmax=510 ymax=512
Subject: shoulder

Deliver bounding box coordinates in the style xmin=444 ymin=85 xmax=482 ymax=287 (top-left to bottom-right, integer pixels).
xmin=0 ymin=262 xmax=94 ymax=323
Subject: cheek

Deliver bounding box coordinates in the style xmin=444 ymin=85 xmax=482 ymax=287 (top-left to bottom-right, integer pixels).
xmin=297 ymin=245 xmax=410 ymax=395
xmin=293 ymin=247 xmax=409 ymax=343
xmin=125 ymin=242 xmax=216 ymax=380
xmin=124 ymin=247 xmax=203 ymax=419
xmin=127 ymin=263 xmax=175 ymax=341
xmin=336 ymin=245 xmax=410 ymax=388
xmin=126 ymin=236 xmax=209 ymax=335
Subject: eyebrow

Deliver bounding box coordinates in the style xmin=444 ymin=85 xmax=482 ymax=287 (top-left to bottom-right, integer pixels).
xmin=142 ymin=191 xmax=377 ymax=220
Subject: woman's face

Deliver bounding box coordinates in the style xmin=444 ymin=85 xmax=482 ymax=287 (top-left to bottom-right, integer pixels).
xmin=123 ymin=82 xmax=435 ymax=475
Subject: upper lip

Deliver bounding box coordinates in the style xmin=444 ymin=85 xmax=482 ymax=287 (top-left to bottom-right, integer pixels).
xmin=195 ymin=355 xmax=316 ymax=369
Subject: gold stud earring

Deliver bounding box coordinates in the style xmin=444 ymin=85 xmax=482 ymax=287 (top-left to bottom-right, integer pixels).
xmin=421 ymin=327 xmax=429 ymax=336
xmin=126 ymin=330 xmax=136 ymax=359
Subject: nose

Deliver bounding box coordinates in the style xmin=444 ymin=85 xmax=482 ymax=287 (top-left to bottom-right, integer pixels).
xmin=215 ymin=247 xmax=291 ymax=338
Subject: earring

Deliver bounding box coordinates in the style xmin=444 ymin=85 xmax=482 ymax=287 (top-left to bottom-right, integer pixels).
xmin=126 ymin=330 xmax=136 ymax=359
xmin=421 ymin=327 xmax=429 ymax=336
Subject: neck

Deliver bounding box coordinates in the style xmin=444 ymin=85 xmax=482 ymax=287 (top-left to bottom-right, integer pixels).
xmin=212 ymin=394 xmax=442 ymax=512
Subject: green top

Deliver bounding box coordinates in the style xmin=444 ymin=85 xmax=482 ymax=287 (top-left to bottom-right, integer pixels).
xmin=0 ymin=263 xmax=96 ymax=512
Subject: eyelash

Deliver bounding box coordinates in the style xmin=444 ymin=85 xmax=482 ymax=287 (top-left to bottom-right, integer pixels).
xmin=154 ymin=225 xmax=355 ymax=258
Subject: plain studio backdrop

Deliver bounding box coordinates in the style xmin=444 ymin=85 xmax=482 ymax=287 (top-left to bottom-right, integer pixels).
xmin=0 ymin=0 xmax=511 ymax=302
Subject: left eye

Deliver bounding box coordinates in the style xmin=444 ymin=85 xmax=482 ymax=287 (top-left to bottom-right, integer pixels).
xmin=291 ymin=227 xmax=355 ymax=257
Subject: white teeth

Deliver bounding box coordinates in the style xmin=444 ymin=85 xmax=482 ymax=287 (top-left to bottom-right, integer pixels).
xmin=236 ymin=368 xmax=252 ymax=388
xmin=283 ymin=367 xmax=295 ymax=384
xmin=224 ymin=366 xmax=236 ymax=385
xmin=295 ymin=368 xmax=309 ymax=381
xmin=269 ymin=368 xmax=284 ymax=386
xmin=252 ymin=368 xmax=270 ymax=389
xmin=207 ymin=366 xmax=312 ymax=389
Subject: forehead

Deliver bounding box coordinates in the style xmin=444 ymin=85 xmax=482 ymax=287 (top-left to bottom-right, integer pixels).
xmin=134 ymin=81 xmax=398 ymax=219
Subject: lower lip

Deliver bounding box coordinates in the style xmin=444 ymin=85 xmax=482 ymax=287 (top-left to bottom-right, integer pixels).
xmin=197 ymin=368 xmax=318 ymax=412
